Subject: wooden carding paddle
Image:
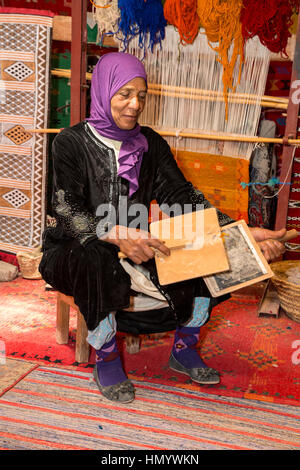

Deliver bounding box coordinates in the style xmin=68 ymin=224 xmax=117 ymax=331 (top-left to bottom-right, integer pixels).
xmin=150 ymin=208 xmax=229 ymax=285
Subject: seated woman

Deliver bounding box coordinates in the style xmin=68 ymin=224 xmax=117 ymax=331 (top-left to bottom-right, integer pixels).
xmin=39 ymin=52 xmax=286 ymax=404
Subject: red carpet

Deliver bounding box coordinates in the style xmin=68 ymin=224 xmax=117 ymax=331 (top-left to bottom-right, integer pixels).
xmin=0 ymin=277 xmax=299 ymax=407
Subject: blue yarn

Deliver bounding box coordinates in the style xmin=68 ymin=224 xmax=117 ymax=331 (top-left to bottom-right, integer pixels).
xmin=117 ymin=0 xmax=167 ymax=52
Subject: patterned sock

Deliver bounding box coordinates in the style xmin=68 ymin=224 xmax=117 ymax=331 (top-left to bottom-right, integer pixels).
xmin=172 ymin=326 xmax=208 ymax=369
xmin=184 ymin=297 xmax=210 ymax=328
xmin=95 ymin=336 xmax=128 ymax=387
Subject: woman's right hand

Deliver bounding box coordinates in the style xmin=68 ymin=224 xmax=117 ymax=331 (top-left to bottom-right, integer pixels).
xmin=100 ymin=225 xmax=170 ymax=264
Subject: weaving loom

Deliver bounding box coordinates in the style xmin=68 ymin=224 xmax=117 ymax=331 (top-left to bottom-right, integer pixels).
xmin=0 ymin=8 xmax=53 ymax=254
xmin=88 ymin=1 xmax=300 ymax=229
xmin=128 ymin=25 xmax=270 ymax=158
xmin=125 ymin=25 xmax=270 ymax=222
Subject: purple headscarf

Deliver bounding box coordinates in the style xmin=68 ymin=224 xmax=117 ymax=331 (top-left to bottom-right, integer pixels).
xmin=86 ymin=52 xmax=148 ymax=197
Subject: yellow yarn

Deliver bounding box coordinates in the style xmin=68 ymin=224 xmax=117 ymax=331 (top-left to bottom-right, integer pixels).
xmin=197 ymin=0 xmax=245 ymax=120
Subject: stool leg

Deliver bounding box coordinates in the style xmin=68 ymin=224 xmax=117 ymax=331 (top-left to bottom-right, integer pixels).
xmin=56 ymin=294 xmax=70 ymax=344
xmin=75 ymin=311 xmax=90 ymax=363
xmin=125 ymin=334 xmax=140 ymax=354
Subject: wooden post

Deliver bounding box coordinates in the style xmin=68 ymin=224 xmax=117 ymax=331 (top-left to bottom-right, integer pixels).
xmin=56 ymin=293 xmax=70 ymax=344
xmin=76 ymin=311 xmax=90 ymax=363
xmin=275 ymin=13 xmax=300 ymax=231
xmin=56 ymin=293 xmax=90 ymax=363
xmin=70 ymin=0 xmax=87 ymax=125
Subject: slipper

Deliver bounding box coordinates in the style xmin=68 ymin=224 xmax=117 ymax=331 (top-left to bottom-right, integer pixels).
xmin=168 ymin=353 xmax=220 ymax=385
xmin=93 ymin=365 xmax=135 ymax=403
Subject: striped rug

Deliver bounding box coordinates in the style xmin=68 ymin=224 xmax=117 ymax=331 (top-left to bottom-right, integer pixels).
xmin=0 ymin=365 xmax=299 ymax=450
xmin=0 ymin=358 xmax=37 ymax=396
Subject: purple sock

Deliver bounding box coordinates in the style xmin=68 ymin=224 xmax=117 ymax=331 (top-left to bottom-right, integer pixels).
xmin=172 ymin=326 xmax=208 ymax=369
xmin=95 ymin=336 xmax=128 ymax=387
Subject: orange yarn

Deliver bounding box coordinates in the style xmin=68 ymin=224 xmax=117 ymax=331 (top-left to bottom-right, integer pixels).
xmin=89 ymin=0 xmax=112 ymax=8
xmin=164 ymin=0 xmax=200 ymax=45
xmin=197 ymin=0 xmax=245 ymax=119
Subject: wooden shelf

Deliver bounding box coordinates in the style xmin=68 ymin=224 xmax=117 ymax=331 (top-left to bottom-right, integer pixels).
xmin=53 ymin=15 xmax=72 ymax=42
xmin=52 ymin=14 xmax=117 ymax=47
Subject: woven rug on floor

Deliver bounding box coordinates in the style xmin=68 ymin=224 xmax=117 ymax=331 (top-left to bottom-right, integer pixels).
xmin=0 ymin=7 xmax=53 ymax=255
xmin=0 ymin=358 xmax=37 ymax=396
xmin=0 ymin=277 xmax=299 ymax=407
xmin=0 ymin=365 xmax=299 ymax=450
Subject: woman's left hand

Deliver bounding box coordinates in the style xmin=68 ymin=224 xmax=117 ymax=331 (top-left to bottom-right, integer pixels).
xmin=249 ymin=227 xmax=286 ymax=262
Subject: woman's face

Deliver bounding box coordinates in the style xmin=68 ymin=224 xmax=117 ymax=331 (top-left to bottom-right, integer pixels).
xmin=110 ymin=77 xmax=147 ymax=130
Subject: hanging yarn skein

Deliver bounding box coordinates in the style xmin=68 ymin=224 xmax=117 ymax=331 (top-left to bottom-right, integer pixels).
xmin=91 ymin=0 xmax=120 ymax=42
xmin=197 ymin=0 xmax=245 ymax=120
xmin=163 ymin=0 xmax=200 ymax=45
xmin=241 ymin=0 xmax=300 ymax=56
xmin=117 ymin=0 xmax=167 ymax=52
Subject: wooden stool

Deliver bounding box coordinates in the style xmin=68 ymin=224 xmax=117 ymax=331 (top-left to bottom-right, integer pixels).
xmin=56 ymin=292 xmax=163 ymax=359
xmin=56 ymin=292 xmax=90 ymax=363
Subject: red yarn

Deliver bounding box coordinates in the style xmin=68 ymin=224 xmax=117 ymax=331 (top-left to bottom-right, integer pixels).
xmin=164 ymin=0 xmax=200 ymax=45
xmin=241 ymin=0 xmax=300 ymax=56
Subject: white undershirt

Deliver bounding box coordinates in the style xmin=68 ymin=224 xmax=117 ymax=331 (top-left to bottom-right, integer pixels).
xmin=87 ymin=122 xmax=121 ymax=171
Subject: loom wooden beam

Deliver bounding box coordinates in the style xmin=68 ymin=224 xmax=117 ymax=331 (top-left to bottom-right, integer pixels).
xmin=70 ymin=0 xmax=87 ymax=125
xmin=50 ymin=68 xmax=289 ymax=109
xmin=26 ymin=127 xmax=300 ymax=146
xmin=275 ymin=13 xmax=300 ymax=231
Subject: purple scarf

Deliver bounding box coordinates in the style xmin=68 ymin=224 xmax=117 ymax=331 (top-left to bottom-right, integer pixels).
xmin=87 ymin=52 xmax=148 ymax=197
